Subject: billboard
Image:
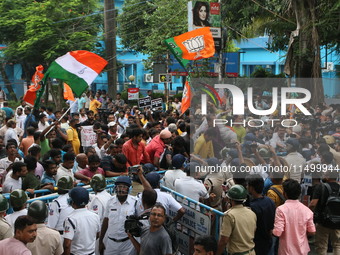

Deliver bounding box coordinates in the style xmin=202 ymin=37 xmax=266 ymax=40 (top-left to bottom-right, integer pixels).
xmin=188 ymin=1 xmax=221 ymax=38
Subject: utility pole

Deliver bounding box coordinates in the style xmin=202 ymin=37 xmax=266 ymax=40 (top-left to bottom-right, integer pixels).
xmin=104 ymin=0 xmax=117 ymax=99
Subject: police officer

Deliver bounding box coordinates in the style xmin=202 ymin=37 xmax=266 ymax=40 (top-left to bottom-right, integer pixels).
xmin=5 ymin=189 xmax=28 ymax=229
xmin=99 ymin=176 xmax=137 ymax=255
xmin=0 ymin=194 xmax=12 ymax=240
xmin=217 ymin=185 xmax=257 ymax=255
xmin=88 ymin=174 xmax=111 ymax=255
xmin=88 ymin=174 xmax=111 ymax=224
xmin=27 ymin=200 xmax=63 ymax=255
xmin=47 ymin=176 xmax=74 ymax=235
xmin=63 ymin=187 xmax=101 ymax=255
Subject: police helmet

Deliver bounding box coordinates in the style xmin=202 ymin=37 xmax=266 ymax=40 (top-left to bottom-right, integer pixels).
xmin=28 ymin=200 xmax=48 ymax=222
xmin=258 ymin=147 xmax=272 ymax=159
xmin=57 ymin=176 xmax=74 ymax=190
xmin=0 ymin=194 xmax=9 ymax=212
xmin=226 ymin=185 xmax=247 ymax=201
xmin=90 ymin=174 xmax=106 ymax=192
xmin=69 ymin=187 xmax=89 ymax=206
xmin=10 ymin=189 xmax=28 ymax=208
xmin=115 ymin=176 xmax=132 ymax=187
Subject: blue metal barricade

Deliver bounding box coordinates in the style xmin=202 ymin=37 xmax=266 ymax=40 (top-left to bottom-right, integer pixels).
xmin=160 ymin=185 xmax=224 ymax=254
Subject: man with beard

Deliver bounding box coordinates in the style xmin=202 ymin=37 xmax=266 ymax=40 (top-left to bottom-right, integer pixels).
xmin=99 ymin=176 xmax=137 ymax=255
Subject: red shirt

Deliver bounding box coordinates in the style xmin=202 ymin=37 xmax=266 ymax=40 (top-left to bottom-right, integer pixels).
xmin=78 ymin=167 xmax=105 ymax=178
xmin=122 ymin=139 xmax=151 ymax=167
xmin=145 ymin=135 xmax=165 ymax=163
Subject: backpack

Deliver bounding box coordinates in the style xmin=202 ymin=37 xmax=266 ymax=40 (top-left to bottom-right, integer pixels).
xmin=321 ymin=183 xmax=340 ymax=229
xmin=269 ymin=186 xmax=286 ymax=206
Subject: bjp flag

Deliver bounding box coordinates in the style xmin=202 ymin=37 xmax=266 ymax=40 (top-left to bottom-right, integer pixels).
xmin=63 ymin=83 xmax=75 ymax=101
xmin=23 ymin=65 xmax=44 ymax=106
xmin=181 ymin=79 xmax=191 ymax=114
xmin=165 ymin=27 xmax=215 ymax=69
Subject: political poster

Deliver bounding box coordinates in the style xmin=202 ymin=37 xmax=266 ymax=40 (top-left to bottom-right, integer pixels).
xmin=138 ymin=96 xmax=152 ymax=108
xmin=151 ymin=98 xmax=163 ymax=109
xmin=128 ymin=88 xmax=139 ymax=100
xmin=80 ymin=126 xmax=97 ymax=147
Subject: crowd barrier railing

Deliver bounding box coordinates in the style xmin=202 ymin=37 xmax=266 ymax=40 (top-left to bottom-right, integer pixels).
xmin=160 ymin=185 xmax=224 ymax=254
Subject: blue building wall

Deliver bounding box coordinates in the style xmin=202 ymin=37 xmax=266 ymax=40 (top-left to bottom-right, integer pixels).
xmin=234 ymin=36 xmax=340 ymax=97
xmin=93 ymin=0 xmax=184 ymax=95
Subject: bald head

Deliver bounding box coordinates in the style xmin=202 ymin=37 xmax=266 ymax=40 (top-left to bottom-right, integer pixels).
xmin=76 ymin=153 xmax=88 ymax=168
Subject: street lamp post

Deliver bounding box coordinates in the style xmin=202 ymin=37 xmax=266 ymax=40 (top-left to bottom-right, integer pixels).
xmin=128 ymin=75 xmax=135 ymax=87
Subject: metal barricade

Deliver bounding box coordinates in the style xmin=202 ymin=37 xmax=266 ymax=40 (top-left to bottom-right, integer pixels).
xmin=160 ymin=186 xmax=224 ymax=255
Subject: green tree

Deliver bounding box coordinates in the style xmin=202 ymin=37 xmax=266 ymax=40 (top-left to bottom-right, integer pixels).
xmin=222 ymin=0 xmax=339 ymax=105
xmin=118 ymin=0 xmax=188 ymax=65
xmin=0 ymin=0 xmax=103 ymax=107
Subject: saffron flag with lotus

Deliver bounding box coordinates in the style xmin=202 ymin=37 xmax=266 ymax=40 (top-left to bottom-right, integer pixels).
xmin=164 ymin=27 xmax=215 ymax=69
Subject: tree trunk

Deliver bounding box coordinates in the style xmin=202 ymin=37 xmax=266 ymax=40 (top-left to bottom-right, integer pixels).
xmin=0 ymin=63 xmax=17 ymax=101
xmin=291 ymin=0 xmax=324 ymax=105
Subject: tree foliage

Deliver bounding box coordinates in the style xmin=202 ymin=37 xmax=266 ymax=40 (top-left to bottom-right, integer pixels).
xmin=118 ymin=0 xmax=188 ymax=64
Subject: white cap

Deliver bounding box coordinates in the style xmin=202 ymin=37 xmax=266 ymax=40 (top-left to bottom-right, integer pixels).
xmin=108 ymin=121 xmax=117 ymax=127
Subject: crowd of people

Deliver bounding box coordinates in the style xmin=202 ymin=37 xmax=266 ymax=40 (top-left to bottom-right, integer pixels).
xmin=0 ymin=87 xmax=338 ymax=255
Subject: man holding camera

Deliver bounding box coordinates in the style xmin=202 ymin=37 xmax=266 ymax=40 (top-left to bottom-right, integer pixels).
xmin=127 ymin=203 xmax=173 ymax=255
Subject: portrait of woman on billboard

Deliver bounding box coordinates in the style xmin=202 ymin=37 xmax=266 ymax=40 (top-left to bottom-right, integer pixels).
xmin=193 ymin=1 xmax=211 ymax=27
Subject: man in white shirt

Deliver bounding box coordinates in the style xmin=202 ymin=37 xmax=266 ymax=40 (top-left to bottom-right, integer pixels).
xmin=163 ymin=154 xmax=187 ymax=190
xmin=4 ymin=120 xmax=19 ymax=146
xmin=5 ymin=190 xmax=28 ymax=230
xmin=175 ymin=163 xmax=210 ymax=202
xmin=99 ymin=176 xmax=137 ymax=255
xmin=55 ymin=152 xmax=75 ymax=182
xmin=63 ymin=187 xmax=100 ymax=255
xmin=0 ymin=143 xmax=23 ymax=185
xmin=284 ymin=138 xmax=306 ymax=183
xmin=3 ymin=162 xmax=28 ymax=194
xmin=15 ymin=108 xmax=26 ymax=130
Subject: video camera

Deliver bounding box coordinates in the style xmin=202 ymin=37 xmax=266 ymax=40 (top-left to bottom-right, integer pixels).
xmin=124 ymin=214 xmax=149 ymax=237
xmin=128 ymin=165 xmax=140 ymax=174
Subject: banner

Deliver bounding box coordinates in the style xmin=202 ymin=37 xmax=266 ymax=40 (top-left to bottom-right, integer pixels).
xmin=80 ymin=126 xmax=97 ymax=147
xmin=138 ymin=97 xmax=152 ymax=108
xmin=188 ymin=1 xmax=221 ymax=38
xmin=151 ymin=98 xmax=163 ymax=109
xmin=128 ymin=88 xmax=140 ymax=100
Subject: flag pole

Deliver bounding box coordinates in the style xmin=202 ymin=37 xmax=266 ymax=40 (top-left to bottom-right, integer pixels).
xmin=44 ymin=100 xmax=77 ymax=137
xmin=44 ymin=85 xmax=87 ymax=137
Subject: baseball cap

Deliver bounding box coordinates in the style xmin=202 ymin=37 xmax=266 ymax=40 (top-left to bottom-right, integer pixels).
xmin=160 ymin=130 xmax=172 ymax=139
xmin=292 ymin=125 xmax=302 ymax=133
xmin=285 ymin=138 xmax=300 ymax=150
xmin=108 ymin=121 xmax=117 ymax=127
xmin=145 ymin=172 xmax=161 ymax=188
xmin=172 ymin=154 xmax=186 ymax=168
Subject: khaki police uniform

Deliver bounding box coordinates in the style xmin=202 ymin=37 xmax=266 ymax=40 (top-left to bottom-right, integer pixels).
xmin=103 ymin=194 xmax=137 ymax=255
xmin=27 ymin=223 xmax=63 ymax=255
xmin=0 ymin=217 xmax=12 ymax=240
xmin=220 ymin=204 xmax=257 ymax=255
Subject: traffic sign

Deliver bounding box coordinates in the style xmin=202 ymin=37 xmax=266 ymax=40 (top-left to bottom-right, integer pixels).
xmin=159 ymin=73 xmax=171 ymax=83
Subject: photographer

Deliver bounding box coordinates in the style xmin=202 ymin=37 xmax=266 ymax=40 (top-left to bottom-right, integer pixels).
xmin=127 ymin=203 xmax=173 ymax=255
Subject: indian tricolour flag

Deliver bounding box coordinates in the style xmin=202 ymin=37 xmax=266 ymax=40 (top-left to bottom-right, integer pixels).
xmin=43 ymin=50 xmax=108 ymax=97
